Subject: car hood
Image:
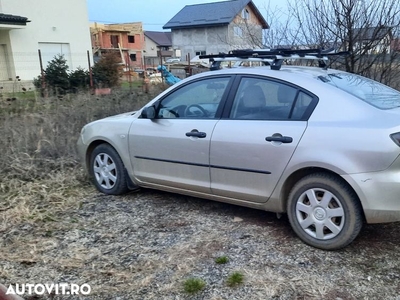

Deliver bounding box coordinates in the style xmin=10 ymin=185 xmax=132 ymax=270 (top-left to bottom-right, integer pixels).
xmin=102 ymin=111 xmax=138 ymax=120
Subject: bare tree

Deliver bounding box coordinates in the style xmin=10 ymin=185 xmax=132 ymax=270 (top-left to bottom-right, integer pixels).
xmin=285 ymin=0 xmax=400 ymax=87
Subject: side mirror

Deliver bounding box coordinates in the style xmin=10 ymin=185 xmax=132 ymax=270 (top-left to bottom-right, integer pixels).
xmin=141 ymin=106 xmax=156 ymax=119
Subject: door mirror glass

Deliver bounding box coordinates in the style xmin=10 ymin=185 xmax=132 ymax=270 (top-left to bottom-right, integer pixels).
xmin=141 ymin=106 xmax=156 ymax=119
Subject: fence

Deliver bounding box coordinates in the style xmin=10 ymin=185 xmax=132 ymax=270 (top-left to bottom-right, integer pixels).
xmin=0 ymin=51 xmax=214 ymax=94
xmin=0 ymin=51 xmax=92 ymax=93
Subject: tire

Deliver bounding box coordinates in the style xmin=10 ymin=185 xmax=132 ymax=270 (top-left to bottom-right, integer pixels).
xmin=287 ymin=173 xmax=363 ymax=250
xmin=89 ymin=144 xmax=130 ymax=195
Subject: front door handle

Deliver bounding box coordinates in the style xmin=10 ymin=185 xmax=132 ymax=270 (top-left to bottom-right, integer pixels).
xmin=186 ymin=129 xmax=207 ymax=138
xmin=266 ymin=135 xmax=293 ymax=143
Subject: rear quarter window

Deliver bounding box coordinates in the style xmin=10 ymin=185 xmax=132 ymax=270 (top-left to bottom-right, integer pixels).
xmin=318 ymin=73 xmax=400 ymax=110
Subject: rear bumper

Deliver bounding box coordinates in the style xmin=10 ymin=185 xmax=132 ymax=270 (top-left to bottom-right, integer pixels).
xmin=344 ymin=168 xmax=400 ymax=223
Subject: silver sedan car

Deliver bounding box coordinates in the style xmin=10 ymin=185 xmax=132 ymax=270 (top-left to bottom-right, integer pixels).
xmin=77 ymin=65 xmax=400 ymax=250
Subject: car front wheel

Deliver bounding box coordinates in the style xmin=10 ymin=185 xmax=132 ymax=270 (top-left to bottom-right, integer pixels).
xmin=287 ymin=173 xmax=363 ymax=250
xmin=89 ymin=144 xmax=129 ymax=195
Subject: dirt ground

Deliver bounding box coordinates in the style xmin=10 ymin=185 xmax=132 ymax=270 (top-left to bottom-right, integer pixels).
xmin=1 ymin=179 xmax=400 ymax=300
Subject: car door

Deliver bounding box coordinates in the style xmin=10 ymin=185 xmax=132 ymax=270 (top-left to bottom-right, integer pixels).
xmin=210 ymin=76 xmax=317 ymax=203
xmin=129 ymin=76 xmax=232 ymax=193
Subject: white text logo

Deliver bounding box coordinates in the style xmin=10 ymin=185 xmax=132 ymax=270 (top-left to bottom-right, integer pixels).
xmin=6 ymin=283 xmax=91 ymax=296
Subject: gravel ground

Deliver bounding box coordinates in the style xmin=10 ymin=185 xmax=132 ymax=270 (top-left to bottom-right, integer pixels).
xmin=2 ymin=187 xmax=400 ymax=300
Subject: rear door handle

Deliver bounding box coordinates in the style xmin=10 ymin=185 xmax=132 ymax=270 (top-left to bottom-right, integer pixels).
xmin=266 ymin=135 xmax=293 ymax=143
xmin=186 ymin=130 xmax=207 ymax=138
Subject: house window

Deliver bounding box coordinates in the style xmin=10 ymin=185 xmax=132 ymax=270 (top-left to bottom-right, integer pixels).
xmin=128 ymin=35 xmax=135 ymax=43
xmin=195 ymin=51 xmax=206 ymax=56
xmin=130 ymin=53 xmax=137 ymax=61
xmin=234 ymin=26 xmax=243 ymax=37
xmin=110 ymin=35 xmax=119 ymax=48
xmin=242 ymin=8 xmax=249 ymax=20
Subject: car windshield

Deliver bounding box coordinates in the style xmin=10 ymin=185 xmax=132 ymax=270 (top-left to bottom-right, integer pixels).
xmin=318 ymin=73 xmax=400 ymax=109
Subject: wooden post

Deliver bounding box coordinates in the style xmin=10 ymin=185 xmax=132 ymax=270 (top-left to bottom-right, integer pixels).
xmin=38 ymin=49 xmax=46 ymax=97
xmin=187 ymin=53 xmax=191 ymax=77
xmin=126 ymin=52 xmax=132 ymax=93
xmin=87 ymin=50 xmax=94 ymax=90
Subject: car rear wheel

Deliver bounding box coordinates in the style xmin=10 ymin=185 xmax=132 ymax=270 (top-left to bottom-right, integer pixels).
xmin=90 ymin=144 xmax=129 ymax=195
xmin=287 ymin=173 xmax=363 ymax=250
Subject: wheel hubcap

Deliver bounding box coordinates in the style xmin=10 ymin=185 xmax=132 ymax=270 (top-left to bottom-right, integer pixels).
xmin=295 ymin=188 xmax=345 ymax=240
xmin=313 ymin=207 xmax=326 ymax=220
xmin=93 ymin=153 xmax=117 ymax=189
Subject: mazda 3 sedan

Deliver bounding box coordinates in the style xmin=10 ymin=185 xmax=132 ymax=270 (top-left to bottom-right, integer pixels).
xmin=77 ymin=62 xmax=400 ymax=250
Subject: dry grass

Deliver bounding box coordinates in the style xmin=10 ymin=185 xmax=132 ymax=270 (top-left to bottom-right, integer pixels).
xmin=1 ymin=84 xmax=400 ymax=299
xmin=0 ymin=85 xmax=165 ymax=228
xmin=0 ymin=85 xmax=169 ymax=298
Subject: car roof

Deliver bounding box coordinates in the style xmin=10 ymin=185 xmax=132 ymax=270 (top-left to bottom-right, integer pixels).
xmin=191 ymin=65 xmax=340 ymax=90
xmin=202 ymin=65 xmax=332 ymax=77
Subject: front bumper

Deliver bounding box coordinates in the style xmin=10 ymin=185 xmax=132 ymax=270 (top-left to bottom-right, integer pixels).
xmin=76 ymin=134 xmax=88 ymax=170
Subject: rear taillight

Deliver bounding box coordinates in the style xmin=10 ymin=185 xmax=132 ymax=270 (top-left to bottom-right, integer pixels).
xmin=390 ymin=132 xmax=400 ymax=146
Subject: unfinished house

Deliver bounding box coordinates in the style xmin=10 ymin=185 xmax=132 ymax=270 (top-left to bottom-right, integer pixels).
xmin=91 ymin=22 xmax=144 ymax=69
xmin=163 ymin=0 xmax=269 ymax=60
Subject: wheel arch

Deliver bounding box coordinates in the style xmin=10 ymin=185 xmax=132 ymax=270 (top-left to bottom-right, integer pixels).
xmin=85 ymin=139 xmax=137 ymax=191
xmin=279 ymin=167 xmax=365 ymax=220
xmin=85 ymin=139 xmax=110 ymax=172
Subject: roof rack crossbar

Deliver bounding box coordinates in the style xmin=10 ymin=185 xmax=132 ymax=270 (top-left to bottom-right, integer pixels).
xmin=200 ymin=48 xmax=349 ymax=71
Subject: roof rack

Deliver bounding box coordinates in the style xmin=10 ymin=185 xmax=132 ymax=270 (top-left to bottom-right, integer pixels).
xmin=199 ymin=48 xmax=349 ymax=71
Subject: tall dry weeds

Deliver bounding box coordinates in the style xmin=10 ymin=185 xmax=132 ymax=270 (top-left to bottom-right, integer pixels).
xmin=0 ymin=85 xmax=166 ymax=227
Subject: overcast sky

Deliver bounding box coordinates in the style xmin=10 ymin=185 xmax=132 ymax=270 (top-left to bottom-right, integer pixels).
xmin=86 ymin=0 xmax=285 ymax=31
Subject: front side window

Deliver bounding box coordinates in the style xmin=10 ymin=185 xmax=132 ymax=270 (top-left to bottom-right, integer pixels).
xmin=318 ymin=73 xmax=400 ymax=109
xmin=230 ymin=77 xmax=298 ymax=120
xmin=157 ymin=77 xmax=230 ymax=119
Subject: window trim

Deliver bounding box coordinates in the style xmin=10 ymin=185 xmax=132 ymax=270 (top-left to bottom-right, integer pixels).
xmin=152 ymin=75 xmax=235 ymax=120
xmin=221 ymin=75 xmax=319 ymax=121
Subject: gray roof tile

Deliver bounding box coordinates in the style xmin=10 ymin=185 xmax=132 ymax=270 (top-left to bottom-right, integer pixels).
xmin=163 ymin=0 xmax=268 ymax=30
xmin=0 ymin=13 xmax=29 ymax=26
xmin=144 ymin=31 xmax=172 ymax=47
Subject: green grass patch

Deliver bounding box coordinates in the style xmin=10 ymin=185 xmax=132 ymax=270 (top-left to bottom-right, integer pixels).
xmin=183 ymin=278 xmax=206 ymax=294
xmin=226 ymin=271 xmax=244 ymax=287
xmin=215 ymin=256 xmax=229 ymax=264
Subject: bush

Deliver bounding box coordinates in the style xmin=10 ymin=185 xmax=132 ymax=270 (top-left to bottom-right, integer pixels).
xmin=43 ymin=54 xmax=70 ymax=95
xmin=69 ymin=67 xmax=90 ymax=92
xmin=34 ymin=54 xmax=88 ymax=95
xmin=92 ymin=52 xmax=122 ymax=88
xmin=33 ymin=53 xmax=123 ymax=95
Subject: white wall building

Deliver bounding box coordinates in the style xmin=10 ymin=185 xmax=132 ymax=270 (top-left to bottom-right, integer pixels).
xmin=0 ymin=0 xmax=92 ymax=85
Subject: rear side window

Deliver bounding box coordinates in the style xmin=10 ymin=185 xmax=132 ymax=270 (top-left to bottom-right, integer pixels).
xmin=229 ymin=77 xmax=316 ymax=120
xmin=292 ymin=92 xmax=313 ymax=120
xmin=318 ymin=73 xmax=400 ymax=110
